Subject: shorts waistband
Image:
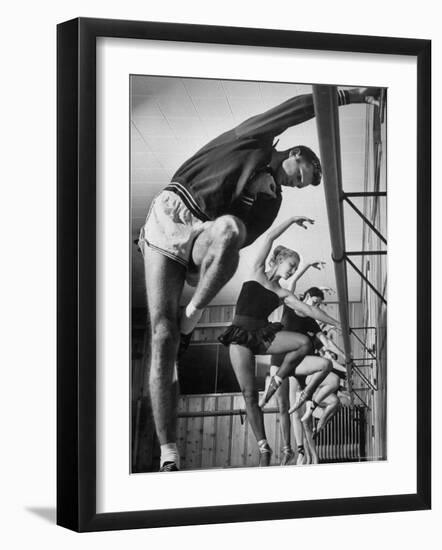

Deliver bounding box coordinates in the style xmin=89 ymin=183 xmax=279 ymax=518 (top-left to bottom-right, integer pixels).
xmin=165 ymin=182 xmax=210 ymax=222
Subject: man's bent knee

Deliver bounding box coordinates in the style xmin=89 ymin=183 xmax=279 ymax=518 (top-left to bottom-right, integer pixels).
xmin=212 ymin=215 xmax=246 ymax=249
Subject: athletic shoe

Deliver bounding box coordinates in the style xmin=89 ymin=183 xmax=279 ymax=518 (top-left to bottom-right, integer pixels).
xmin=160 ymin=461 xmax=179 ymax=472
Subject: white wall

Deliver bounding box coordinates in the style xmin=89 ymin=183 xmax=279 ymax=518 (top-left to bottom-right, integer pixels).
xmin=0 ymin=1 xmax=440 ymax=548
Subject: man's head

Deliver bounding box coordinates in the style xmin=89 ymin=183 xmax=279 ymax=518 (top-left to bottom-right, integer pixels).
xmin=281 ymin=146 xmax=322 ymax=188
xmin=303 ymin=286 xmax=325 ymax=306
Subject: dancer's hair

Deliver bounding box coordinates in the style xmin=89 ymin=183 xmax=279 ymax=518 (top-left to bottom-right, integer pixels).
xmin=268 ymin=245 xmax=300 ymax=269
xmin=303 ymin=286 xmax=325 ymax=301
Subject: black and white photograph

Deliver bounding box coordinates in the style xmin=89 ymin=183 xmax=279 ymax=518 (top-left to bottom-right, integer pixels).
xmin=0 ymin=0 xmax=435 ymax=542
xmin=130 ymin=76 xmax=387 ymax=473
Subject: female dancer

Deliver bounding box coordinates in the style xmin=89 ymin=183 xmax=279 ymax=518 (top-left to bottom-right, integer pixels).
xmin=266 ymin=258 xmax=347 ymax=464
xmin=218 ymin=216 xmax=340 ymax=465
xmin=264 ymin=258 xmax=327 ymax=465
xmin=301 ymin=350 xmax=347 ymax=429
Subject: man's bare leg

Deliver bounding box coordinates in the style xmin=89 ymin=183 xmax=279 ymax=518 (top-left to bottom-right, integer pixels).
xmin=143 ymin=247 xmax=185 ymax=467
xmin=180 ymin=215 xmax=246 ymax=335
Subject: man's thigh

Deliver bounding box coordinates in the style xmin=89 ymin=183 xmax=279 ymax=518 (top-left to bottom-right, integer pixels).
xmin=190 ymin=216 xmax=246 ymax=268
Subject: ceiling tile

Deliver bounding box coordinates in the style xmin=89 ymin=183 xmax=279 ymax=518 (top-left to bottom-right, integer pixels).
xmin=131 ymin=75 xmax=185 ymax=96
xmin=228 ymin=98 xmax=265 ymax=124
xmin=156 ymin=94 xmax=196 ymax=117
xmin=182 ymin=78 xmax=225 ymax=97
xmin=132 ymin=116 xmax=176 ymax=138
xmin=131 ymin=96 xmax=162 ymax=117
xmin=192 ymin=96 xmax=232 ymax=118
xmin=222 ymin=80 xmax=261 ymax=98
xmin=167 ymin=116 xmax=207 ymax=138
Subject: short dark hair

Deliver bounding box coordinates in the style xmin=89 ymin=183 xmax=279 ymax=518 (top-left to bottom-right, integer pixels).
xmin=304 ymin=286 xmax=325 ymax=301
xmin=289 ymin=145 xmax=322 ymax=186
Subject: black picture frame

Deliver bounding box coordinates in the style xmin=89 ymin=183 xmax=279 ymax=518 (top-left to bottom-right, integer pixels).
xmin=57 ymin=17 xmax=431 ymax=532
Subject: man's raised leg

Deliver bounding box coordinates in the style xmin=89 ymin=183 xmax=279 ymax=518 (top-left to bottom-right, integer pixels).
xmin=180 ymin=215 xmax=246 ymax=335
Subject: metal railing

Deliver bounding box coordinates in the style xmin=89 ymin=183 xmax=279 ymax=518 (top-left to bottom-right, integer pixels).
xmin=313 ymin=85 xmax=387 ymax=418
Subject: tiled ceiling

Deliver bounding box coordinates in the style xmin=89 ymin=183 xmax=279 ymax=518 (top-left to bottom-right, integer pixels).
xmin=131 ymin=76 xmax=384 ymax=307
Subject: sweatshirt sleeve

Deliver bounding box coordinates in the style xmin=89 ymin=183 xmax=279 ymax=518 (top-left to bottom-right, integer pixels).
xmin=234 ymin=90 xmax=351 ymax=140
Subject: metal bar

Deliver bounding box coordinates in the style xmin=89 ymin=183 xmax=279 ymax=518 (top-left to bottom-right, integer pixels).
xmin=353 ymin=389 xmax=370 ymax=409
xmin=352 ymin=365 xmax=377 ymax=391
xmin=344 ymin=196 xmax=387 ymax=245
xmin=346 ymin=250 xmax=387 ymax=256
xmin=380 ymin=89 xmax=387 ymax=124
xmin=350 ymin=327 xmax=377 ymax=359
xmin=344 ymin=191 xmax=386 ymax=197
xmin=346 ymin=256 xmax=387 ymax=305
xmin=312 ymin=85 xmax=353 ymax=395
xmin=177 ymin=407 xmax=279 ymax=418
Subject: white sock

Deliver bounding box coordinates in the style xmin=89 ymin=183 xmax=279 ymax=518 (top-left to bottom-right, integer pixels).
xmin=180 ymin=300 xmax=203 ymax=335
xmin=160 ymin=443 xmax=180 ymax=468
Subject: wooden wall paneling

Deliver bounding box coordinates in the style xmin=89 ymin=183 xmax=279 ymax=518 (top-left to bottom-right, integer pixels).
xmin=215 ymin=395 xmax=233 ymax=467
xmin=263 ymin=408 xmax=276 ymax=465
xmin=201 ymin=396 xmax=217 ymax=469
xmin=176 ymin=395 xmax=188 ymax=469
xmin=245 ymin=415 xmax=260 ymax=467
xmin=185 ymin=396 xmax=204 ymax=470
xmin=230 ymin=395 xmax=246 ymax=467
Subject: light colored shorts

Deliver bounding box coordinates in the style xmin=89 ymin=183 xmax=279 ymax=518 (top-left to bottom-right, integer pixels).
xmin=138 ymin=189 xmax=209 ymax=278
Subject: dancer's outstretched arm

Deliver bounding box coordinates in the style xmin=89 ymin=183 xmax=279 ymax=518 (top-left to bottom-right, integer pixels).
xmin=288 ymin=260 xmax=326 ymax=293
xmin=251 ymin=216 xmax=314 ymax=271
xmin=317 ymin=332 xmax=346 ymax=361
xmin=283 ymin=293 xmax=340 ymax=327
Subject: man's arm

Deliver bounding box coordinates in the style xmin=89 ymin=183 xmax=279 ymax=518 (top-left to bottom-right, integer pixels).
xmin=234 ymin=88 xmax=378 ymax=140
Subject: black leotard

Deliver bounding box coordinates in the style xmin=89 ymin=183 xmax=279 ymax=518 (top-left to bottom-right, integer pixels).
xmin=218 ymin=280 xmax=283 ymax=354
xmin=235 ymin=280 xmax=281 ymax=320
xmin=280 ymin=305 xmax=321 ymax=337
